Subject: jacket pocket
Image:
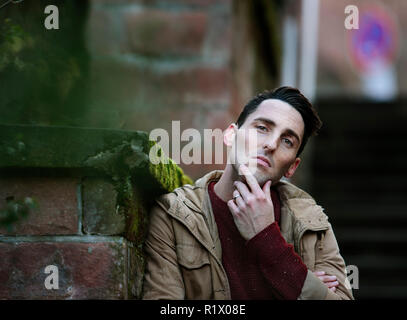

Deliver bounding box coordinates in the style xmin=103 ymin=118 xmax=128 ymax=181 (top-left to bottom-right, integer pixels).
xmin=176 ymin=243 xmax=212 ymax=299
xmin=177 ymin=243 xmax=210 ymax=268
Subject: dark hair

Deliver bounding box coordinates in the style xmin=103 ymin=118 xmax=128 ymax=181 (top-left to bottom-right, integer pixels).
xmin=236 ymin=86 xmax=322 ymax=156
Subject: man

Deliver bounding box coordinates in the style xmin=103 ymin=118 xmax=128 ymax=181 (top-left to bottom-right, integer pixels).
xmin=142 ymin=86 xmax=354 ymax=300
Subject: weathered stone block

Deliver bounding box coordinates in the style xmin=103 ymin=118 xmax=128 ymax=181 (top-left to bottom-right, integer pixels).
xmin=0 ymin=239 xmax=127 ymax=299
xmin=0 ymin=177 xmax=79 ymax=235
xmin=82 ymin=178 xmax=125 ymax=235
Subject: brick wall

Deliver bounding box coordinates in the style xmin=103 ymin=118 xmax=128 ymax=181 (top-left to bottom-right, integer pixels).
xmin=86 ymin=0 xmax=233 ymax=135
xmin=85 ymin=0 xmax=236 ymax=179
xmin=0 ymin=124 xmax=190 ymax=299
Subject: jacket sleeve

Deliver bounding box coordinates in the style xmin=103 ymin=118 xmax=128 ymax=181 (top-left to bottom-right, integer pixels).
xmin=142 ymin=197 xmax=185 ymax=299
xmin=298 ymin=225 xmax=354 ymax=300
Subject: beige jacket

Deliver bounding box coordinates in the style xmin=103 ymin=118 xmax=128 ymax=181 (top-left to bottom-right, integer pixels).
xmin=142 ymin=170 xmax=354 ymax=300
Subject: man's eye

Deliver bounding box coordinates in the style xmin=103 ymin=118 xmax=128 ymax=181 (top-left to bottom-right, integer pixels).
xmin=283 ymin=138 xmax=293 ymax=146
xmin=256 ymin=125 xmax=268 ymax=132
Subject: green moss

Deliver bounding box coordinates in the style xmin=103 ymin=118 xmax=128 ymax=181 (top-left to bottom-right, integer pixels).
xmin=147 ymin=140 xmax=193 ymax=191
xmin=85 ymin=137 xmax=192 ymax=245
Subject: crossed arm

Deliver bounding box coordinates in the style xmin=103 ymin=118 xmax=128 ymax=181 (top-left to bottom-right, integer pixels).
xmin=227 ymin=164 xmax=341 ymax=296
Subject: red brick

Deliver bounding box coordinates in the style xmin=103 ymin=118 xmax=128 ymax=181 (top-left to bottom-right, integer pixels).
xmin=0 ymin=241 xmax=126 ymax=299
xmin=0 ymin=177 xmax=78 ymax=235
xmin=88 ymin=60 xmax=231 ymax=131
xmin=124 ymin=9 xmax=208 ymax=56
xmin=173 ymin=67 xmax=231 ymax=100
xmin=91 ymin=60 xmax=229 ymax=102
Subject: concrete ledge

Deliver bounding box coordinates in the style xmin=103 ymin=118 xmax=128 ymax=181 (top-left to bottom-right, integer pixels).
xmin=0 ymin=123 xmax=148 ymax=169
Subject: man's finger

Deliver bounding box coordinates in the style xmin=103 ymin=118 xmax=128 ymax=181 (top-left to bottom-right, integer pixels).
xmin=233 ymin=190 xmax=246 ymax=209
xmin=315 ymin=274 xmax=336 ymax=282
xmin=227 ymin=199 xmax=239 ymax=216
xmin=262 ymin=180 xmax=272 ymax=200
xmin=320 ymin=275 xmax=337 ymax=282
xmin=239 ymin=164 xmax=263 ymax=195
xmin=234 ymin=181 xmax=252 ymax=202
xmin=326 ymin=281 xmax=339 ymax=288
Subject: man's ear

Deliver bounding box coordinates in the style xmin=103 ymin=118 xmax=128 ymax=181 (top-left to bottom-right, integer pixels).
xmin=223 ymin=123 xmax=238 ymax=147
xmin=284 ymin=157 xmax=301 ymax=179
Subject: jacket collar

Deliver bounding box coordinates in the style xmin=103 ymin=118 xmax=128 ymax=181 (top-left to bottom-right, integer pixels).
xmin=168 ymin=170 xmax=330 ymax=255
xmin=193 ymin=170 xmax=329 ymax=227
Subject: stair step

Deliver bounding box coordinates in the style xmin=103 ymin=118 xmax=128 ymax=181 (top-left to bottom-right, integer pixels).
xmin=313 ymin=158 xmax=407 ymax=174
xmin=322 ymin=205 xmax=407 ymax=228
xmin=312 ymin=193 xmax=407 ymax=205
xmin=313 ymin=180 xmax=407 ymax=194
xmin=315 ymin=136 xmax=406 ymax=151
xmin=318 ymin=110 xmax=407 ymax=129
xmin=313 ymin=191 xmax=407 ymax=207
xmin=343 ymin=254 xmax=407 ymax=271
xmin=334 ymin=227 xmax=407 ymax=244
xmin=318 ymin=202 xmax=407 ymax=217
xmin=312 ymin=99 xmax=407 ymax=300
xmin=353 ymin=286 xmax=407 ymax=299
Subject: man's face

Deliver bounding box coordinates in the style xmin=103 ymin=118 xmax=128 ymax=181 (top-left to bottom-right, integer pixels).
xmin=226 ymin=99 xmax=304 ymax=186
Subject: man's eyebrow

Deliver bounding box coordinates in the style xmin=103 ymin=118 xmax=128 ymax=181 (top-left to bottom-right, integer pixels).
xmin=253 ymin=117 xmax=301 ymax=143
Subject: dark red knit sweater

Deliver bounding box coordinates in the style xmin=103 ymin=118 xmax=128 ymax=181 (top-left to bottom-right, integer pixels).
xmin=208 ymin=181 xmax=308 ymax=300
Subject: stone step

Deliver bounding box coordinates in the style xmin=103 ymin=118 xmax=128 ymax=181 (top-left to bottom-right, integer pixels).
xmin=333 ymin=227 xmax=407 ymax=245
xmin=318 ymin=110 xmax=407 ymax=130
xmin=343 ymin=254 xmax=407 ymax=272
xmin=312 ymin=100 xmax=407 ymax=300
xmin=313 ymin=175 xmax=407 ymax=194
xmin=312 ymin=157 xmax=407 ymax=174
xmin=320 ymin=203 xmax=407 ymax=228
xmin=312 ymin=193 xmax=407 ymax=205
xmin=353 ymin=286 xmax=407 ymax=299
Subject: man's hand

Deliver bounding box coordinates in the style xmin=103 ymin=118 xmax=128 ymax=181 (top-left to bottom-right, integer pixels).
xmin=227 ymin=164 xmax=275 ymax=241
xmin=313 ymin=271 xmax=339 ymax=292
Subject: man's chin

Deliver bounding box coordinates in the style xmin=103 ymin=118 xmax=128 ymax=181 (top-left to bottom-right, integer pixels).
xmin=254 ymin=175 xmax=271 ymax=187
xmin=244 ymin=167 xmax=273 ymax=187
xmin=232 ymin=162 xmax=276 ymax=185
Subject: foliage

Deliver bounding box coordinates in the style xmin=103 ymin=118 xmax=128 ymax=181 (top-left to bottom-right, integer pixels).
xmin=85 ymin=138 xmax=192 ymax=244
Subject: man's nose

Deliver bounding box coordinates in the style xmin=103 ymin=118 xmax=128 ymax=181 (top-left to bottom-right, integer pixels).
xmin=263 ymin=135 xmax=278 ymax=152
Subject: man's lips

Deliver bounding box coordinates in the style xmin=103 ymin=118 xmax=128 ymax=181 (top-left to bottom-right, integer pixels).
xmin=256 ymin=156 xmax=271 ymax=168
